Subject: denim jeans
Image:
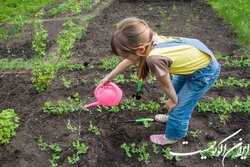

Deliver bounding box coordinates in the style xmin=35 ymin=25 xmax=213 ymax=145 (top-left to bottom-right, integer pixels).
xmin=165 ymin=58 xmax=221 ymax=140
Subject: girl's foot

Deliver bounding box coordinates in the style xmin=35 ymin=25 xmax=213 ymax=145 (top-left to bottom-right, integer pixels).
xmin=154 ymin=114 xmax=169 ymax=123
xmin=150 ymin=134 xmax=177 ymax=145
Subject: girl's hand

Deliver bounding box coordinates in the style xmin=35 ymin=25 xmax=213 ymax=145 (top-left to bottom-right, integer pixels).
xmin=99 ymin=77 xmax=110 ymax=87
xmin=166 ymin=99 xmax=177 ymax=113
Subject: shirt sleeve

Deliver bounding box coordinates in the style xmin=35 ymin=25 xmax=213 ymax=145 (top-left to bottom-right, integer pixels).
xmin=146 ymin=55 xmax=173 ymax=78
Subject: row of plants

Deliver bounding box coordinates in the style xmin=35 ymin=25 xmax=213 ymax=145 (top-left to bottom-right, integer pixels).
xmin=43 ymin=93 xmax=88 ymax=115
xmin=197 ymin=96 xmax=250 ymax=123
xmin=49 ymin=0 xmax=93 ymax=16
xmin=120 ymin=142 xmax=180 ymax=164
xmin=212 ymin=77 xmax=250 ymax=88
xmin=120 ymin=140 xmax=249 ymax=164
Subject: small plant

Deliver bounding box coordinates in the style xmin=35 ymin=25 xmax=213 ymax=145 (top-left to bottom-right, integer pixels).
xmin=108 ymin=106 xmax=120 ymax=113
xmin=114 ymin=74 xmax=127 ymax=84
xmin=121 ymin=143 xmax=132 ymax=158
xmin=61 ymin=75 xmax=72 ymax=88
xmin=88 ymin=121 xmax=100 ymax=136
xmin=147 ymin=101 xmax=160 ymax=113
xmin=147 ymin=74 xmax=156 ymax=84
xmin=162 ymin=147 xmax=181 ymax=161
xmin=120 ymin=142 xmax=150 ymax=164
xmin=152 ymin=144 xmax=159 ymax=154
xmin=130 ymin=72 xmax=138 ymax=83
xmin=120 ymin=98 xmax=137 ymax=110
xmin=100 ymin=56 xmax=120 ymax=71
xmin=68 ymin=153 xmax=80 ymax=164
xmin=68 ymin=138 xmax=88 ymax=164
xmin=67 ymin=120 xmax=77 ymax=133
xmin=38 ymin=136 xmax=62 ymax=166
xmin=0 ymin=109 xmax=20 ymax=144
xmin=82 ymin=79 xmax=87 ymax=86
xmin=43 ymin=93 xmax=85 ymax=115
xmin=143 ymin=120 xmax=152 ymax=128
xmin=190 ymin=130 xmax=202 ymax=139
xmin=67 ymin=63 xmax=84 ymax=71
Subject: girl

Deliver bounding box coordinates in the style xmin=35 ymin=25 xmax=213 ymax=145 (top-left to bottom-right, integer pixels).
xmin=100 ymin=17 xmax=221 ymax=145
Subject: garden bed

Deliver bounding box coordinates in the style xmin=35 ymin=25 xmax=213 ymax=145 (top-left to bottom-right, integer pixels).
xmin=0 ymin=0 xmax=249 ymax=167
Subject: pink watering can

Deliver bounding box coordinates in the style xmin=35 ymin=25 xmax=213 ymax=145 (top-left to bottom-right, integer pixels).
xmin=84 ymin=82 xmax=123 ymax=108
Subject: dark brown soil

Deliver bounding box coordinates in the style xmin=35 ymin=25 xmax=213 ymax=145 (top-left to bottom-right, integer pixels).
xmin=0 ymin=0 xmax=249 ymax=167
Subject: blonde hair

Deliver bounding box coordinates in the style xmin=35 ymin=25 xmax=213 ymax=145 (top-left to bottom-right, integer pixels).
xmin=111 ymin=17 xmax=154 ymax=80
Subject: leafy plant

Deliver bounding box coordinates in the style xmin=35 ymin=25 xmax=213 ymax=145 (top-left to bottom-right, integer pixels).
xmin=0 ymin=109 xmax=20 ymax=144
xmin=67 ymin=63 xmax=84 ymax=71
xmin=152 ymin=144 xmax=159 ymax=154
xmin=68 ymin=137 xmax=88 ymax=164
xmin=120 ymin=98 xmax=137 ymax=110
xmin=147 ymin=101 xmax=160 ymax=113
xmin=43 ymin=93 xmax=85 ymax=115
xmin=88 ymin=121 xmax=100 ymax=136
xmin=162 ymin=147 xmax=181 ymax=161
xmin=31 ymin=62 xmax=55 ymax=92
xmin=67 ymin=120 xmax=77 ymax=133
xmin=147 ymin=74 xmax=157 ymax=84
xmin=120 ymin=142 xmax=150 ymax=164
xmin=190 ymin=130 xmax=202 ymax=139
xmin=130 ymin=72 xmax=138 ymax=83
xmin=61 ymin=75 xmax=72 ymax=88
xmin=100 ymin=56 xmax=120 ymax=71
xmin=114 ymin=74 xmax=127 ymax=84
xmin=38 ymin=136 xmax=62 ymax=166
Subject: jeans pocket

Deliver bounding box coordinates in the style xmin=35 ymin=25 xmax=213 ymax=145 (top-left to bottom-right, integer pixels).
xmin=187 ymin=76 xmax=208 ymax=91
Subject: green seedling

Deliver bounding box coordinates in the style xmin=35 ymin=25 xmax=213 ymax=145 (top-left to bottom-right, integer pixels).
xmin=162 ymin=147 xmax=181 ymax=161
xmin=68 ymin=153 xmax=80 ymax=164
xmin=100 ymin=56 xmax=120 ymax=71
xmin=190 ymin=130 xmax=202 ymax=139
xmin=114 ymin=74 xmax=127 ymax=84
xmin=88 ymin=121 xmax=100 ymax=136
xmin=152 ymin=144 xmax=159 ymax=154
xmin=67 ymin=63 xmax=84 ymax=71
xmin=61 ymin=75 xmax=72 ymax=88
xmin=67 ymin=120 xmax=77 ymax=133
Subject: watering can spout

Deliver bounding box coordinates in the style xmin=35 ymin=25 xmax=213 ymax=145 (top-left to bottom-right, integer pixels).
xmin=84 ymin=101 xmax=99 ymax=108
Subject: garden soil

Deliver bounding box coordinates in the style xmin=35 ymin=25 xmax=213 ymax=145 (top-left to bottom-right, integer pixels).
xmin=0 ymin=0 xmax=249 ymax=167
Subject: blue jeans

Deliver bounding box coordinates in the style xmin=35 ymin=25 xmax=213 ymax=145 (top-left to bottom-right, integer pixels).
xmin=165 ymin=58 xmax=221 ymax=140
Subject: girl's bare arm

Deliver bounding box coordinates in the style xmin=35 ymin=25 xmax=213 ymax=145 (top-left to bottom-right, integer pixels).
xmin=100 ymin=59 xmax=136 ymax=85
xmin=158 ymin=73 xmax=178 ymax=104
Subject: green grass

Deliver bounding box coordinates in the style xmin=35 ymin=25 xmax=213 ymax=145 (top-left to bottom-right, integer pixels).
xmin=0 ymin=0 xmax=60 ymax=24
xmin=208 ymin=0 xmax=250 ymax=47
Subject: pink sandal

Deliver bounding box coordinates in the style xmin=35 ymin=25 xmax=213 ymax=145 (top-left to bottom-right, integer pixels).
xmin=154 ymin=114 xmax=169 ymax=123
xmin=150 ymin=134 xmax=177 ymax=145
